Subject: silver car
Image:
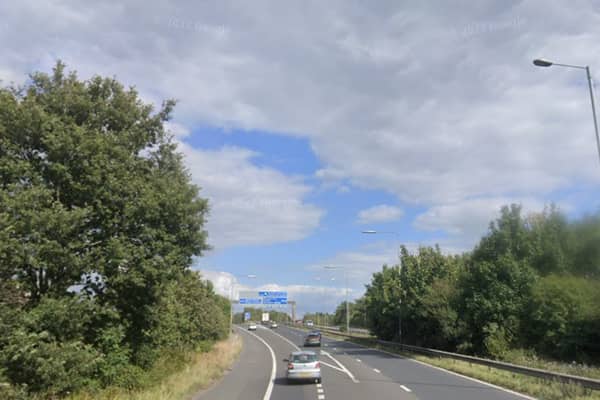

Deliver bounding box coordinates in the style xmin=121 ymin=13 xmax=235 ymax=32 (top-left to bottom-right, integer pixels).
xmin=285 ymin=351 xmax=321 ymax=383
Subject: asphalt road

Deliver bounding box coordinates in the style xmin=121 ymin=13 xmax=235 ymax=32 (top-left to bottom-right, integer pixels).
xmin=195 ymin=324 xmax=534 ymax=400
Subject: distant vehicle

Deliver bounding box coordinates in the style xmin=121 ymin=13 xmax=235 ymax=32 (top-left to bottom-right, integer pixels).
xmin=270 ymin=321 xmax=278 ymax=329
xmin=285 ymin=351 xmax=321 ymax=383
xmin=305 ymin=320 xmax=314 ymax=327
xmin=304 ymin=331 xmax=321 ymax=347
xmin=248 ymin=322 xmax=257 ymax=331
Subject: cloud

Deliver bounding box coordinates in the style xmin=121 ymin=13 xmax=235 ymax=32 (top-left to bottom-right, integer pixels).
xmin=357 ymin=204 xmax=403 ymax=224
xmin=178 ymin=142 xmax=324 ymax=249
xmin=199 ymin=269 xmax=348 ymax=315
xmin=413 ymin=196 xmax=547 ymax=247
xmin=2 ymin=1 xmax=599 ymax=245
xmin=164 ymin=121 xmax=190 ymax=138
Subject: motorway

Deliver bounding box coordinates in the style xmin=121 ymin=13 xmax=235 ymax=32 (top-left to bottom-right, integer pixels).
xmin=196 ymin=324 xmax=534 ymax=400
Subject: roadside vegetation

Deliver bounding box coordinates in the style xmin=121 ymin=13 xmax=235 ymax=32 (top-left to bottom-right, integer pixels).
xmin=67 ymin=334 xmax=242 ymax=400
xmin=326 ymin=203 xmax=600 ymax=398
xmin=0 ymin=63 xmax=230 ymax=399
xmin=336 ymin=205 xmax=600 ymax=365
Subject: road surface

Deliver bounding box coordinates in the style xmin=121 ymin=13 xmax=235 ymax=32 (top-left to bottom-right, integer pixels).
xmin=195 ymin=324 xmax=534 ymax=400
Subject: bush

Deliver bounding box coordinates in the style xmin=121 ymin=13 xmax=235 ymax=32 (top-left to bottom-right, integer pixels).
xmin=1 ymin=330 xmax=101 ymax=396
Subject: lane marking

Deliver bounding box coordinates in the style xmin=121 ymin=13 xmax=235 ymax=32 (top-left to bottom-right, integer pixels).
xmin=316 ymin=383 xmax=322 ymax=388
xmin=321 ymin=350 xmax=359 ymax=383
xmin=317 ymin=388 xmax=324 ymax=393
xmin=356 ymin=359 xmax=362 ymax=363
xmin=239 ymin=328 xmax=276 ymax=400
xmin=311 ymin=333 xmax=537 ymax=400
xmin=400 ymin=385 xmax=411 ymax=392
xmin=373 ymin=368 xmax=381 ymax=374
xmin=279 ymin=326 xmax=359 ymax=383
xmin=320 ymin=360 xmax=345 ymax=373
xmin=318 ymin=395 xmax=325 ymax=400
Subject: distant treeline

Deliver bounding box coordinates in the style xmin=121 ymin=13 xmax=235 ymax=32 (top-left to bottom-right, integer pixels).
xmin=338 ymin=204 xmax=600 ymax=364
xmin=0 ymin=63 xmax=228 ymax=399
xmin=350 ymin=204 xmax=600 ymax=362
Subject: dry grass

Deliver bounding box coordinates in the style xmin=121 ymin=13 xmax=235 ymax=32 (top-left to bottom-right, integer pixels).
xmin=68 ymin=334 xmax=242 ymax=400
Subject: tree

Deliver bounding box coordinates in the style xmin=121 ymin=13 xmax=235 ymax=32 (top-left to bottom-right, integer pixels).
xmin=0 ymin=62 xmax=223 ymax=395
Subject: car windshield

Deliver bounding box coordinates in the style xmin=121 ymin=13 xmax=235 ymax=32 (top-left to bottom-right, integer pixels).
xmin=292 ymin=354 xmax=317 ymax=363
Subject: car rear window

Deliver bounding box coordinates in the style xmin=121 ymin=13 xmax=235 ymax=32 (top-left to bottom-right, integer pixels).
xmin=292 ymin=353 xmax=317 ymax=363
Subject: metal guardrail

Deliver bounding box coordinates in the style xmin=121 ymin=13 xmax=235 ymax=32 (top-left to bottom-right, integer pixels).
xmin=304 ymin=324 xmax=600 ymax=390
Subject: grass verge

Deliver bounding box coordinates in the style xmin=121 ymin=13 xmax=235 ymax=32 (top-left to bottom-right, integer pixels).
xmin=68 ymin=334 xmax=242 ymax=400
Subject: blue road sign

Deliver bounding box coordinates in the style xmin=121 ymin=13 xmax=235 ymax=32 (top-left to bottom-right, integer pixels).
xmin=244 ymin=312 xmax=251 ymax=321
xmin=239 ymin=298 xmax=262 ymax=304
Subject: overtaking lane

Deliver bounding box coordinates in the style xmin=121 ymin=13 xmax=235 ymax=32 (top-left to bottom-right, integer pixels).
xmin=274 ymin=325 xmax=418 ymax=400
xmin=284 ymin=325 xmax=533 ymax=400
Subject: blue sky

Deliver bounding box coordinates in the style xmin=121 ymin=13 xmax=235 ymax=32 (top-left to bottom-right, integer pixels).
xmin=3 ymin=0 xmax=600 ymax=315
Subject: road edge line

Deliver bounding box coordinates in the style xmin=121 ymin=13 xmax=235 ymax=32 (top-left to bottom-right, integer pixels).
xmin=239 ymin=328 xmax=276 ymax=400
xmin=318 ymin=332 xmax=536 ymax=400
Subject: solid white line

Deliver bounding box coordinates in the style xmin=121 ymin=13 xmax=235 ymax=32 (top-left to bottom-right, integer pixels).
xmin=373 ymin=368 xmax=381 ymax=374
xmin=400 ymin=385 xmax=411 ymax=392
xmin=318 ymin=334 xmax=537 ymax=400
xmin=321 ymin=350 xmax=359 ymax=383
xmin=320 ymin=360 xmax=345 ymax=373
xmin=239 ymin=328 xmax=276 ymax=400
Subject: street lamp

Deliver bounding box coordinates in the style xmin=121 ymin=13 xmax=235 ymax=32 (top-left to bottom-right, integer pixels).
xmin=324 ymin=266 xmax=349 ymax=334
xmin=229 ymin=274 xmax=257 ymax=332
xmin=533 ymin=58 xmax=600 ymax=167
xmin=362 ymin=230 xmax=403 ymax=344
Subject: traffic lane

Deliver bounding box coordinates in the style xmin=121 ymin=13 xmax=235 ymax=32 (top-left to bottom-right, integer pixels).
xmin=275 ymin=326 xmax=418 ymax=400
xmin=194 ymin=327 xmax=272 ymax=400
xmin=253 ymin=325 xmax=318 ymax=400
xmin=314 ymin=330 xmax=532 ymax=400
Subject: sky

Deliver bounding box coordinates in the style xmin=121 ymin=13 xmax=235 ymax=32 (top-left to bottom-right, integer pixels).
xmin=2 ymin=0 xmax=600 ymax=316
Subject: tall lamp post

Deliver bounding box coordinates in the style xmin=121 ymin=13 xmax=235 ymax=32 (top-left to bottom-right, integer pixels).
xmin=362 ymin=230 xmax=404 ymax=344
xmin=533 ymin=58 xmax=600 ymax=168
xmin=229 ymin=274 xmax=257 ymax=332
xmin=324 ymin=266 xmax=349 ymax=334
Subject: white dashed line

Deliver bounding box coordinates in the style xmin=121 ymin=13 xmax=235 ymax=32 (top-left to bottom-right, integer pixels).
xmin=318 ymin=388 xmax=324 ymax=393
xmin=356 ymin=358 xmax=362 ymax=363
xmin=318 ymin=395 xmax=325 ymax=400
xmin=373 ymin=368 xmax=381 ymax=374
xmin=400 ymin=385 xmax=412 ymax=392
xmin=316 ymin=383 xmax=322 ymax=388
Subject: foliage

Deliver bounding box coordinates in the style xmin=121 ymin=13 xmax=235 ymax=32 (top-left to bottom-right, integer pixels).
xmin=0 ymin=62 xmax=227 ymax=397
xmin=353 ymin=203 xmax=600 ymax=364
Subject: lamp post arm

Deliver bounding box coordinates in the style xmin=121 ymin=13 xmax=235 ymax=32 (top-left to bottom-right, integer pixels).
xmin=585 ymin=66 xmax=600 ymax=166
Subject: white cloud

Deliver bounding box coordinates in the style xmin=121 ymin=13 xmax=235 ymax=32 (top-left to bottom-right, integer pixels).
xmin=414 ymin=197 xmax=547 ymax=247
xmin=164 ymin=121 xmax=190 ymax=138
xmin=178 ymin=142 xmax=324 ymax=249
xmin=1 ymin=1 xmax=599 ymax=245
xmin=199 ymin=269 xmax=348 ymax=315
xmin=357 ymin=204 xmax=403 ymax=224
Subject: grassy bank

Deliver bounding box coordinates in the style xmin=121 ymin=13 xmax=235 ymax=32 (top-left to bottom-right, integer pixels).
xmin=69 ymin=334 xmax=242 ymax=400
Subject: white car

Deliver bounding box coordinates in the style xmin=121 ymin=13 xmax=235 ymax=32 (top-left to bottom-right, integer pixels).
xmin=305 ymin=320 xmax=314 ymax=327
xmin=248 ymin=322 xmax=257 ymax=331
xmin=270 ymin=322 xmax=278 ymax=329
xmin=285 ymin=351 xmax=321 ymax=383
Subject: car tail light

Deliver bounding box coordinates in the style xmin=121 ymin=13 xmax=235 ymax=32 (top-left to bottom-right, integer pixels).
xmin=287 ymin=363 xmax=294 ymax=370
xmin=315 ymin=362 xmax=320 ymax=368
